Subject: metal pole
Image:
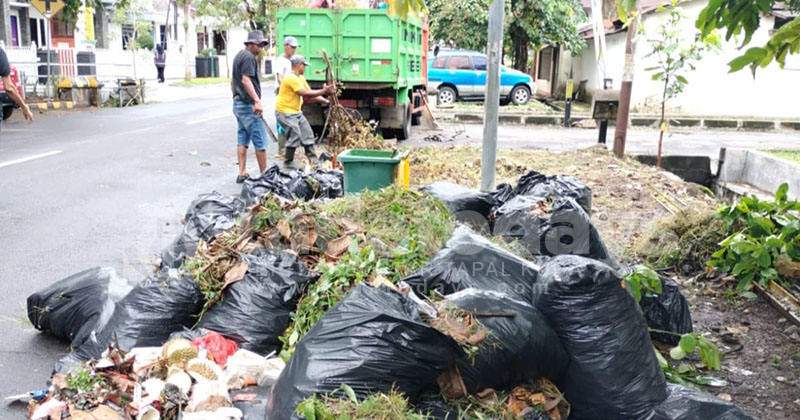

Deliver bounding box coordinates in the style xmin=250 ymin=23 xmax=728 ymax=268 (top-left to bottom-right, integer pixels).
xmin=45 ymin=13 xmax=51 ymax=98
xmin=480 ymin=0 xmax=505 ymax=192
xmin=614 ymin=16 xmax=637 ymax=158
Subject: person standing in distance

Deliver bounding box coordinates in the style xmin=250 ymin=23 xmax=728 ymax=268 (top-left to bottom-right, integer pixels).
xmin=0 ymin=48 xmax=33 ymax=129
xmin=275 ymin=55 xmax=334 ymax=170
xmin=272 ymin=36 xmax=298 ymax=158
xmin=154 ymin=44 xmax=166 ymax=83
xmin=231 ymin=30 xmax=269 ymax=184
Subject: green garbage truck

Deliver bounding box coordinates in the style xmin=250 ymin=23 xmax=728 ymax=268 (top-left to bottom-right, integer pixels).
xmin=277 ymin=8 xmax=428 ymax=140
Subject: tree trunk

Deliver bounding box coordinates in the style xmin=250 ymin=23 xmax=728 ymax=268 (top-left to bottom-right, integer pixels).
xmin=657 ymin=76 xmax=669 ymax=168
xmin=511 ymin=28 xmax=528 ymax=71
xmin=132 ymin=20 xmax=138 ymax=80
xmin=183 ymin=2 xmax=192 ymax=81
xmin=222 ymin=32 xmax=230 ymax=78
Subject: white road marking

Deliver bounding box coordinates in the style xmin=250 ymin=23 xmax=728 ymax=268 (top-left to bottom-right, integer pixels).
xmin=0 ymin=150 xmax=63 ymax=169
xmin=186 ymin=114 xmax=229 ymax=125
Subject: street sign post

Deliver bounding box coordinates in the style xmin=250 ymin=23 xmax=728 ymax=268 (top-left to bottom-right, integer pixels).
xmin=31 ymin=1 xmax=64 ymax=98
xmin=31 ymin=0 xmax=65 ymax=17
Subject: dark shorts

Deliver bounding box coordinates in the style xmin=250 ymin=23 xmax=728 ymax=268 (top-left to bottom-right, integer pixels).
xmin=233 ymin=100 xmax=267 ymax=150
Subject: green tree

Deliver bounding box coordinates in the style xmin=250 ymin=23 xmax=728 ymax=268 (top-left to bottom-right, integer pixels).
xmin=197 ymin=0 xmax=249 ymax=77
xmin=644 ymin=1 xmax=720 ymax=168
xmin=428 ymin=0 xmax=489 ymax=50
xmin=506 ymin=0 xmax=587 ymax=71
xmin=176 ymin=0 xmax=195 ymax=81
xmin=112 ymin=0 xmax=153 ymax=80
xmin=697 ymin=0 xmax=800 ymax=73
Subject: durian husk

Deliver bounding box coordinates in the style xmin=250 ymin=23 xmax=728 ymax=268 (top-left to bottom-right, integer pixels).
xmin=161 ymin=338 xmax=198 ymax=368
xmin=186 ymin=357 xmax=223 ymax=382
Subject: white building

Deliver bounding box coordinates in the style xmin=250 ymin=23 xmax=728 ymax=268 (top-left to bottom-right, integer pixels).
xmin=0 ymin=0 xmax=200 ymax=83
xmin=551 ymin=0 xmax=800 ymax=118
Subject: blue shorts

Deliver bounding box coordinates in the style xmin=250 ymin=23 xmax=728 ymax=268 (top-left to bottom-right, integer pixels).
xmin=233 ymin=100 xmax=267 ymax=150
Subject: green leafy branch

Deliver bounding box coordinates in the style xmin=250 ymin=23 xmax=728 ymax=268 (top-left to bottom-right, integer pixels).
xmin=653 ymin=331 xmax=726 ymax=388
xmin=708 ymin=183 xmax=800 ymax=292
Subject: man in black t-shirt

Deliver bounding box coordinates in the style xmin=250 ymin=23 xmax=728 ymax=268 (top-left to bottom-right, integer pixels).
xmin=0 ymin=48 xmax=33 ymax=128
xmin=230 ymin=30 xmax=268 ymax=184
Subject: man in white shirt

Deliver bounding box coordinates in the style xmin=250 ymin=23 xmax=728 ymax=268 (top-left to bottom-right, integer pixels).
xmin=273 ymin=36 xmax=298 ymax=157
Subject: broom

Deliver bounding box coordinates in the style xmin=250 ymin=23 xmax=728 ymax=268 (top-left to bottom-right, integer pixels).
xmin=421 ymin=94 xmax=442 ymax=130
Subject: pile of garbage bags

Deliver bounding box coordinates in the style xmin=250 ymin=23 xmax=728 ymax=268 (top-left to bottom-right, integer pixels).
xmin=421 ymin=170 xmax=618 ymax=268
xmin=241 ymin=164 xmax=343 ymax=206
xmin=25 ymin=168 xmax=752 ymax=420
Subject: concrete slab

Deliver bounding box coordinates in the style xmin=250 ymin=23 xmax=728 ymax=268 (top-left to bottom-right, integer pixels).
xmin=717 ymin=147 xmax=800 ymax=199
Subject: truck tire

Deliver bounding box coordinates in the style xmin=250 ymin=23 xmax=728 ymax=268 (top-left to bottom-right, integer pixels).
xmin=397 ymin=103 xmax=412 ymax=141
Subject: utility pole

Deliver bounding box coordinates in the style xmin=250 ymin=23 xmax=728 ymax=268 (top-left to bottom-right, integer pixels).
xmin=614 ymin=9 xmax=637 ymax=158
xmin=480 ymin=0 xmax=505 ymax=192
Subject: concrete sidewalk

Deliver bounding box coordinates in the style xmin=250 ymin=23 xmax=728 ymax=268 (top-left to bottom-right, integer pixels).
xmin=145 ymin=81 xmax=235 ymax=103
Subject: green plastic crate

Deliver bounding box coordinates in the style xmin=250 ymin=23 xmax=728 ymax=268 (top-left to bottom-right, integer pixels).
xmin=338 ymin=149 xmax=401 ymax=193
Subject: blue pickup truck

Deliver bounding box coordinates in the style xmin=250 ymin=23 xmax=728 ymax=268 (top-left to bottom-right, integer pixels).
xmin=427 ymin=49 xmax=536 ymax=106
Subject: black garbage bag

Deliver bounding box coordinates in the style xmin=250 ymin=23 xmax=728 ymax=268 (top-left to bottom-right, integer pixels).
xmin=161 ymin=191 xmax=245 ymax=269
xmin=161 ymin=212 xmax=239 ymax=269
xmin=266 ymin=283 xmax=462 ymax=420
xmin=242 ymin=165 xmax=294 ymax=205
xmin=651 ymin=384 xmax=753 ymax=420
xmin=623 ymin=266 xmax=693 ymax=346
xmin=445 ymin=289 xmax=569 ymax=393
xmin=532 ymin=255 xmax=667 ymax=420
xmin=309 ymin=169 xmax=344 ymax=200
xmin=415 ymin=399 xmax=458 ymax=420
xmin=490 ymin=182 xmax=514 ymax=210
xmin=241 ymin=165 xmax=344 ymax=205
xmin=402 ymin=225 xmax=540 ymax=302
xmin=492 ymin=195 xmax=618 ymax=269
xmin=197 ymin=248 xmax=317 ymax=355
xmin=184 ymin=190 xmax=245 ymax=221
xmin=513 ymin=170 xmax=592 ymax=214
xmin=27 ymin=267 xmax=131 ymax=349
xmin=420 ymin=181 xmax=497 ymax=229
xmin=58 ymin=270 xmax=204 ymax=372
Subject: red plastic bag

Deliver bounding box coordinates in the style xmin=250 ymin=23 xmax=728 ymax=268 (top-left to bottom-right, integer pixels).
xmin=192 ymin=331 xmax=238 ymax=366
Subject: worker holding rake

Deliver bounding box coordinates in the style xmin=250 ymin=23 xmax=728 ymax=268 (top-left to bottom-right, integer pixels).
xmin=275 ymin=55 xmax=335 ymax=170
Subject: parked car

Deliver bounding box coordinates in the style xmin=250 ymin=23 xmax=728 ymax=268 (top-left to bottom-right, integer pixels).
xmin=427 ymin=50 xmax=535 ymax=106
xmin=0 ymin=63 xmax=24 ymax=120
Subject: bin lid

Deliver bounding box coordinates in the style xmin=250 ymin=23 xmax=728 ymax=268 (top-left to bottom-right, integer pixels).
xmin=338 ymin=149 xmax=400 ymax=164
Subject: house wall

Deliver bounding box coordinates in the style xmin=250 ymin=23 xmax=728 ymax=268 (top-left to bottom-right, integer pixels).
xmin=566 ymin=0 xmax=800 ymax=118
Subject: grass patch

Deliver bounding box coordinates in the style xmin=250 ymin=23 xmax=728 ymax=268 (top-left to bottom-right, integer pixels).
xmin=765 ymin=150 xmax=800 ymax=165
xmin=172 ymin=77 xmax=231 ymax=86
xmin=298 ymin=386 xmax=428 ymax=420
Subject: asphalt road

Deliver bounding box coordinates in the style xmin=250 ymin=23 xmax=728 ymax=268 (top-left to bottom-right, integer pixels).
xmin=0 ymin=86 xmax=280 ymax=418
xmin=0 ymin=85 xmax=798 ymax=417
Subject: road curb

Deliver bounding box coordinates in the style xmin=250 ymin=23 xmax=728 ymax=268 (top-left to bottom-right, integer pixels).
xmin=31 ymin=101 xmax=75 ymax=112
xmin=437 ymin=110 xmax=800 ymax=132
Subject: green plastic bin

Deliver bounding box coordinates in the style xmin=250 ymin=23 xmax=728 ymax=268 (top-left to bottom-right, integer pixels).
xmin=338 ymin=149 xmax=401 ymax=193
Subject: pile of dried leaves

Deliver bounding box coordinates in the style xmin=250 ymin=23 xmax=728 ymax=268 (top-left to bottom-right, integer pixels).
xmin=327 ymin=104 xmax=385 ymax=153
